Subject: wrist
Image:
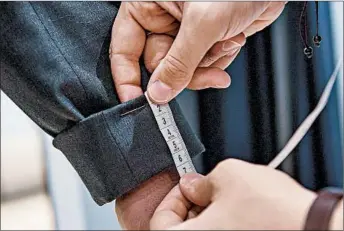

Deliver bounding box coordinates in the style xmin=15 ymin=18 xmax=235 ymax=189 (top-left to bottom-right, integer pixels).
xmin=115 ymin=166 xmax=179 ymax=230
xmin=297 ymin=190 xmax=318 ymax=230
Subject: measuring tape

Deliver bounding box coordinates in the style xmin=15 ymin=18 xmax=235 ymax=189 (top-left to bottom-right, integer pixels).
xmin=145 ymin=57 xmax=342 ymax=174
xmin=145 ymin=92 xmax=197 ymax=176
xmin=269 ymin=57 xmax=343 ymax=169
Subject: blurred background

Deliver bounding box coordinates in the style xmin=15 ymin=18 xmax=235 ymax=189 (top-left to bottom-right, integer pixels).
xmin=1 ymin=2 xmax=343 ymax=230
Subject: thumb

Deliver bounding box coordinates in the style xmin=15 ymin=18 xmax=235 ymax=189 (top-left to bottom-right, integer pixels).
xmin=110 ymin=4 xmax=145 ymax=102
xmin=147 ymin=13 xmax=217 ymax=103
xmin=179 ymin=173 xmax=213 ymax=207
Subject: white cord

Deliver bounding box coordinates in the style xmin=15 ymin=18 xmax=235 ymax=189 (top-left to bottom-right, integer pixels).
xmin=268 ymin=56 xmax=343 ymax=169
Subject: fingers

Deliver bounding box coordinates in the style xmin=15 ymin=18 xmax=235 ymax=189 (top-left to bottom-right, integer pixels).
xmin=144 ymin=34 xmax=243 ymax=91
xmin=186 ymin=67 xmax=230 ymax=90
xmin=128 ymin=2 xmax=179 ymax=34
xmin=147 ymin=11 xmax=220 ymax=104
xmin=111 ymin=2 xmax=180 ymax=103
xmin=144 ymin=34 xmax=174 ymax=73
xmin=145 ymin=40 xmax=232 ymax=91
xmin=199 ymin=33 xmax=246 ymax=67
xmin=243 ymin=2 xmax=285 ymax=37
xmin=144 ymin=34 xmax=243 ymax=73
xmin=187 ymin=46 xmax=242 ymax=90
xmin=258 ymin=2 xmax=286 ymax=21
xmin=156 ymin=2 xmax=183 ymax=22
xmin=110 ymin=4 xmax=146 ymax=103
xmin=151 ymin=174 xmax=213 ymax=230
xmin=179 ymin=173 xmax=213 ymax=207
xmin=150 ymin=185 xmax=193 ymax=230
xmin=187 ymin=205 xmax=204 ymax=219
xmin=210 ymin=48 xmax=241 ymax=70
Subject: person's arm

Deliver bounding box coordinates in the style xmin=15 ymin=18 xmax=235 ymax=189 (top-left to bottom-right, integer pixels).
xmin=108 ymin=2 xmax=283 ymax=228
xmin=0 ymin=3 xmax=204 ymax=228
xmin=116 ymin=167 xmax=179 ymax=229
xmin=151 ymin=159 xmax=343 ymax=230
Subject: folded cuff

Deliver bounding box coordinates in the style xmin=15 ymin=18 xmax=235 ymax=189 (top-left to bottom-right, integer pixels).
xmin=53 ymin=95 xmax=204 ymax=205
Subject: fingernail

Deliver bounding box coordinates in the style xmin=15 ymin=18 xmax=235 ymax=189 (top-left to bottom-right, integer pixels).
xmin=147 ymin=80 xmax=173 ymax=103
xmin=222 ymin=40 xmax=241 ymax=54
xmin=215 ymin=77 xmax=231 ymax=88
xmin=180 ymin=173 xmax=203 ymax=187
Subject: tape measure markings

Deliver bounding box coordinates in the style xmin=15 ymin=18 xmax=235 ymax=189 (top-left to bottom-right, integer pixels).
xmin=145 ymin=92 xmax=196 ymax=176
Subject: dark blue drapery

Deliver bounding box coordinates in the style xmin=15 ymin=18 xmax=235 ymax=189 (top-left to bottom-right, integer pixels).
xmin=178 ymin=1 xmax=343 ymax=190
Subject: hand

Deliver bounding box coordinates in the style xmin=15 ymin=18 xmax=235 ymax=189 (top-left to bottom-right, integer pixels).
xmin=115 ymin=167 xmax=179 ymax=230
xmin=151 ymin=159 xmax=317 ymax=230
xmin=110 ymin=2 xmax=285 ymax=103
xmin=110 ymin=3 xmax=183 ymax=229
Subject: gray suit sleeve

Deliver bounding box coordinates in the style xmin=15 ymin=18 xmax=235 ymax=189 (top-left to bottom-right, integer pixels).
xmin=0 ymin=2 xmax=204 ymax=205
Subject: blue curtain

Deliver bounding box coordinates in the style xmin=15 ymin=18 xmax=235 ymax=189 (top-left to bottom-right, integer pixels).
xmin=179 ymin=1 xmax=343 ymax=190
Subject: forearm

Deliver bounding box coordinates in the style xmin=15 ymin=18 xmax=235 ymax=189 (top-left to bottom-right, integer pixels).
xmin=116 ymin=167 xmax=179 ymax=230
xmin=1 ymin=2 xmax=204 ymax=207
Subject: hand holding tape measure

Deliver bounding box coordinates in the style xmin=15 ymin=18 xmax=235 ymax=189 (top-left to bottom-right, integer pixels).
xmin=110 ymin=2 xmax=286 ymax=103
xmin=150 ymin=57 xmax=343 ymax=231
xmin=147 ymin=56 xmax=343 ymax=176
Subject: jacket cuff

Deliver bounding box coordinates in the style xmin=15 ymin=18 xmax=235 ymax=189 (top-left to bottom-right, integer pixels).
xmin=53 ymin=95 xmax=204 ymax=205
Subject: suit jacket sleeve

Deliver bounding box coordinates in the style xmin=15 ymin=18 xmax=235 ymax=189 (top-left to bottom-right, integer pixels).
xmin=0 ymin=1 xmax=204 ymax=205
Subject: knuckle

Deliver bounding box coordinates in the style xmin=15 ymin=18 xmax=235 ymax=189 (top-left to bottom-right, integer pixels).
xmin=207 ymin=175 xmax=218 ymax=191
xmin=216 ymin=160 xmax=230 ymax=172
xmin=209 ymin=42 xmax=223 ymax=56
xmin=200 ymin=53 xmax=217 ymax=67
xmin=222 ymin=158 xmax=242 ymax=168
xmin=214 ymin=159 xmax=241 ymax=174
xmin=209 ymin=161 xmax=226 ymax=180
xmin=163 ymin=55 xmax=190 ymax=85
xmin=128 ymin=2 xmax=166 ymax=32
xmin=209 ymin=159 xmax=244 ymax=191
xmin=144 ymin=60 xmax=159 ymax=73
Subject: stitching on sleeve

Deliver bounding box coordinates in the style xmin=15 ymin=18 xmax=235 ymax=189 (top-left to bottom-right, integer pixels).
xmin=101 ymin=112 xmax=139 ymax=185
xmin=28 ymin=2 xmax=89 ymax=103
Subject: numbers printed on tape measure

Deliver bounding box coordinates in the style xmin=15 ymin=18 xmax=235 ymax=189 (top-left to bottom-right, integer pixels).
xmin=172 ymin=150 xmax=187 ymax=166
xmin=177 ymin=162 xmax=194 ymax=176
xmin=157 ymin=115 xmax=172 ymax=129
xmin=161 ymin=127 xmax=177 ymax=141
xmin=167 ymin=140 xmax=182 ymax=153
xmin=145 ymin=93 xmax=196 ymax=177
xmin=151 ymin=104 xmax=167 ymax=115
